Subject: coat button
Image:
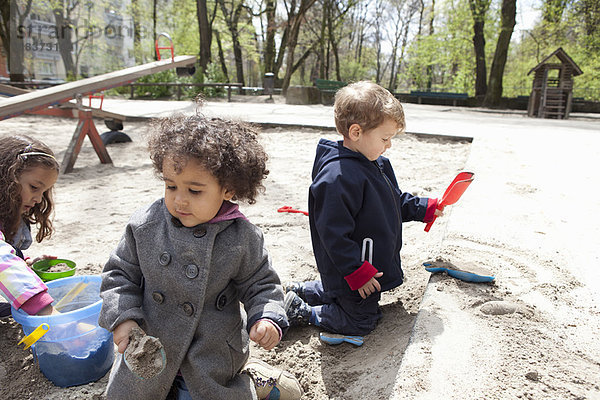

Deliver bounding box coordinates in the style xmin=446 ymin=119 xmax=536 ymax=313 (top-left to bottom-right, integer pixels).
xmin=159 ymin=252 xmax=171 ymax=266
xmin=216 ymin=294 xmax=227 ymax=310
xmin=193 ymin=227 xmax=207 ymax=238
xmin=152 ymin=292 xmax=164 ymax=304
xmin=182 ymin=302 xmax=194 ymax=316
xmin=185 ymin=264 xmax=199 ymax=279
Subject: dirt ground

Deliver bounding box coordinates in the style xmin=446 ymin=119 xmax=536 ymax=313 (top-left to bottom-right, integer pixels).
xmin=2 ymin=110 xmax=597 ymax=399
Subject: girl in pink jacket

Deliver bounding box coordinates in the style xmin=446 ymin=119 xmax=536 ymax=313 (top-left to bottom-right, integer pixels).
xmin=0 ymin=135 xmax=60 ymax=317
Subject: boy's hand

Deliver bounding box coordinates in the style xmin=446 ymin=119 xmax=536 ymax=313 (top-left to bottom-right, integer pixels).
xmin=434 ymin=208 xmax=444 ymax=217
xmin=113 ymin=320 xmax=140 ymax=354
xmin=250 ymin=320 xmax=280 ymax=351
xmin=358 ymin=272 xmax=383 ymax=299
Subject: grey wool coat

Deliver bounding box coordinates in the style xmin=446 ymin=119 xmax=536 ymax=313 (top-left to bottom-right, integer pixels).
xmin=99 ymin=199 xmax=288 ymax=400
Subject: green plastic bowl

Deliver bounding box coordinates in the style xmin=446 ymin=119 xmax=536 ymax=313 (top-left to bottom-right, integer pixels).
xmin=32 ymin=259 xmax=76 ymax=282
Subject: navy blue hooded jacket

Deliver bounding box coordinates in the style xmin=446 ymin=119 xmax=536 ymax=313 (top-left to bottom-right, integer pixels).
xmin=308 ymin=139 xmax=437 ymax=297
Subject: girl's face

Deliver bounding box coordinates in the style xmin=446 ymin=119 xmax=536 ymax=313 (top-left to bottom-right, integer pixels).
xmin=162 ymin=157 xmax=234 ymax=227
xmin=17 ymin=166 xmax=58 ymax=215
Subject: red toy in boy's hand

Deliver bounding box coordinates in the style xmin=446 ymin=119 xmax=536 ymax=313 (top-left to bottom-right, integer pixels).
xmin=425 ymin=172 xmax=474 ymax=232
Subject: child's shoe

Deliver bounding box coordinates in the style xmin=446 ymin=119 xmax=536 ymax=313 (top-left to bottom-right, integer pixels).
xmin=284 ymin=292 xmax=311 ymax=327
xmin=282 ymin=281 xmax=306 ymax=301
xmin=243 ymin=359 xmax=303 ymax=400
xmin=0 ymin=302 xmax=12 ymax=320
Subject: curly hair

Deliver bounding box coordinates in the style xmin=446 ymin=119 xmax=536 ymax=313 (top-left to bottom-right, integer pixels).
xmin=148 ymin=114 xmax=269 ymax=204
xmin=0 ymin=135 xmax=59 ymax=243
xmin=334 ymin=81 xmax=405 ymax=137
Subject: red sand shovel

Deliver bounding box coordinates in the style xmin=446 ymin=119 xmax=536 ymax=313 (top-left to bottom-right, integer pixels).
xmin=424 ymin=172 xmax=474 ymax=232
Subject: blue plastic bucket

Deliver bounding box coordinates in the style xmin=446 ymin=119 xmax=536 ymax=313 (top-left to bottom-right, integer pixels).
xmin=12 ymin=275 xmax=114 ymax=387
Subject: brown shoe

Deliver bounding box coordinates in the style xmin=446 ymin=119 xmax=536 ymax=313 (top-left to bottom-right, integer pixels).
xmin=243 ymin=359 xmax=303 ymax=400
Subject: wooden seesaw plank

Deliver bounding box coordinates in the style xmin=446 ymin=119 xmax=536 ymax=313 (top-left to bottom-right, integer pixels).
xmin=0 ymin=55 xmax=196 ymax=120
xmin=0 ymin=84 xmax=127 ymax=122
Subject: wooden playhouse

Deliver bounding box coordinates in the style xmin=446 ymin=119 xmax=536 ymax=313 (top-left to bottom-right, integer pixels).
xmin=527 ymin=47 xmax=583 ymax=119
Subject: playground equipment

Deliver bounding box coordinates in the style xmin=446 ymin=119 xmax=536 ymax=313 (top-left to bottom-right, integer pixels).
xmin=0 ymin=55 xmax=196 ymax=173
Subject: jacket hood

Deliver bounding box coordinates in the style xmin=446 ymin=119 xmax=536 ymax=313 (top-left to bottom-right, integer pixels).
xmin=312 ymin=139 xmax=366 ymax=179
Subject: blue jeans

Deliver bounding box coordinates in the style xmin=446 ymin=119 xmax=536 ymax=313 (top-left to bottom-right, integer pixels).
xmin=174 ymin=375 xmax=193 ymax=400
xmin=303 ymin=280 xmax=382 ymax=336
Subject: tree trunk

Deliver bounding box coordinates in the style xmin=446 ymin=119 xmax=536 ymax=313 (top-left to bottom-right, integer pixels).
xmin=0 ymin=1 xmax=11 ymax=72
xmin=153 ymin=0 xmax=157 ymax=60
xmin=131 ymin=0 xmax=143 ymax=63
xmin=280 ymin=0 xmax=317 ymax=94
xmin=328 ymin=16 xmax=341 ymax=81
xmin=319 ymin=0 xmax=327 ymax=78
xmin=215 ymin=30 xmax=229 ymax=81
xmin=483 ymin=0 xmax=516 ymax=108
xmin=196 ymin=0 xmax=212 ymax=74
xmin=2 ymin=0 xmax=33 ymax=81
xmin=469 ymin=0 xmax=490 ymax=97
xmin=52 ymin=1 xmax=76 ymax=79
xmin=218 ymin=0 xmax=245 ymax=86
xmin=264 ymin=0 xmax=276 ymax=74
xmin=426 ymin=0 xmax=435 ymax=89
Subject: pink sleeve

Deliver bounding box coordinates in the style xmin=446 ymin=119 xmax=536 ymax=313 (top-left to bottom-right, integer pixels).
xmin=0 ymin=230 xmax=52 ymax=312
xmin=20 ymin=291 xmax=54 ymax=315
xmin=423 ymin=198 xmax=439 ymax=223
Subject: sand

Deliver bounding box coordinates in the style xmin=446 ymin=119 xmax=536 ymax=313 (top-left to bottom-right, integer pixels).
xmin=0 ymin=111 xmax=598 ymax=400
xmin=123 ymin=326 xmax=165 ymax=380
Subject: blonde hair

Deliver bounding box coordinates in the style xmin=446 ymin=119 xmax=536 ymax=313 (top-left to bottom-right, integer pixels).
xmin=334 ymin=81 xmax=405 ymax=137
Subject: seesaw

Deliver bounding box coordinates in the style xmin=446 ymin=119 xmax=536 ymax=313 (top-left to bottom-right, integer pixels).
xmin=0 ymin=50 xmax=195 ymax=173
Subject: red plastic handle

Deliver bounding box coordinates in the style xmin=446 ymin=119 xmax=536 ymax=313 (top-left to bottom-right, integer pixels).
xmin=424 ymin=209 xmax=440 ymax=232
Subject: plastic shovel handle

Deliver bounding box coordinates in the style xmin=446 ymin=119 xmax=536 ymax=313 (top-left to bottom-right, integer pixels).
xmin=18 ymin=323 xmax=50 ymax=349
xmin=424 ymin=204 xmax=443 ymax=233
xmin=54 ymin=281 xmax=89 ymax=311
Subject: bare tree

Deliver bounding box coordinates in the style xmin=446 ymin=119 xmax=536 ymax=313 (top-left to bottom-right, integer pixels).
xmin=217 ymin=0 xmax=247 ymax=86
xmin=279 ymin=0 xmax=317 ymax=93
xmin=388 ymin=0 xmax=418 ymax=90
xmin=373 ymin=0 xmax=386 ymax=83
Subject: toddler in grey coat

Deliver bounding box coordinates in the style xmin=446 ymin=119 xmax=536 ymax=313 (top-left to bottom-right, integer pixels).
xmin=99 ymin=114 xmax=303 ymax=400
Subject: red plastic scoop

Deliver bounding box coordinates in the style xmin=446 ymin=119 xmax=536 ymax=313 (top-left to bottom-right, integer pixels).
xmin=425 ymin=172 xmax=474 ymax=232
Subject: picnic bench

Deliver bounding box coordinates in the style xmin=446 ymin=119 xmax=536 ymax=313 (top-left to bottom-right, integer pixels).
xmin=410 ymin=90 xmax=468 ymax=106
xmin=314 ymin=79 xmax=347 ymax=105
xmin=315 ymin=79 xmax=347 ymax=93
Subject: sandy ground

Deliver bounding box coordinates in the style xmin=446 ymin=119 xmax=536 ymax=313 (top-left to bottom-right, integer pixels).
xmin=0 ymin=109 xmax=598 ymax=399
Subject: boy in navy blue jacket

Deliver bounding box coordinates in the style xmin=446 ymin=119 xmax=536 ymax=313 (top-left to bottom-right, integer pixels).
xmin=284 ymin=81 xmax=441 ymax=336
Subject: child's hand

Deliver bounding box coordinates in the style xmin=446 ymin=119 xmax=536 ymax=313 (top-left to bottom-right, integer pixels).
xmin=434 ymin=207 xmax=444 ymax=217
xmin=37 ymin=305 xmax=59 ymax=316
xmin=358 ymin=272 xmax=383 ymax=299
xmin=113 ymin=320 xmax=140 ymax=354
xmin=250 ymin=320 xmax=280 ymax=351
xmin=26 ymin=255 xmax=57 ymax=266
